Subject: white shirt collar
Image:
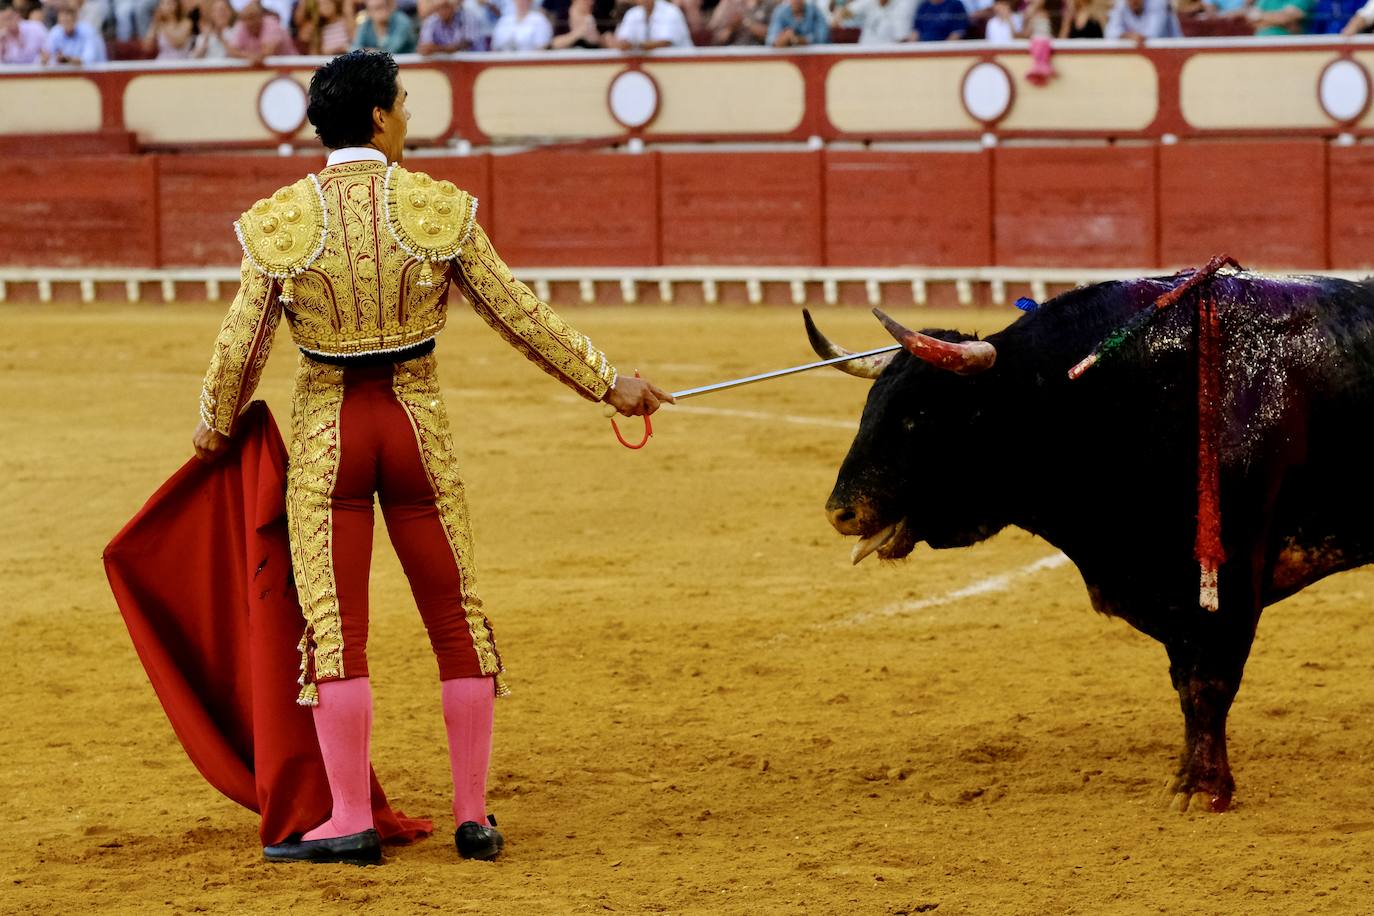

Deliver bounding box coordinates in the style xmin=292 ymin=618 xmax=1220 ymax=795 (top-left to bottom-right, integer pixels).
xmin=326 ymin=147 xmax=388 ymax=167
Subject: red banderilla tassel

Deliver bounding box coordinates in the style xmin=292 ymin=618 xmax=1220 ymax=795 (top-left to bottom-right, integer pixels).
xmin=1195 ymin=293 xmax=1225 ymax=612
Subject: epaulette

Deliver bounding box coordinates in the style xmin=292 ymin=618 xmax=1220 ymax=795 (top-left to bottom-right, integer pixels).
xmin=383 ymin=164 xmax=479 ymax=288
xmin=234 ymin=176 xmax=327 ymax=303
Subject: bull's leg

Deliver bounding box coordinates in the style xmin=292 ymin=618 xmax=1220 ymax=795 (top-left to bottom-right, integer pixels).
xmin=1163 ymin=587 xmax=1261 ymax=813
xmin=1165 ymin=649 xmax=1242 ymax=812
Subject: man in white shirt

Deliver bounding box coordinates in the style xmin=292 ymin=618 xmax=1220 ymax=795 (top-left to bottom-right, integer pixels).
xmin=831 ymin=0 xmax=914 ymax=43
xmin=490 ymin=0 xmax=551 ymax=48
xmin=44 ymin=1 xmax=106 ymax=63
xmin=611 ymin=0 xmax=692 ymax=49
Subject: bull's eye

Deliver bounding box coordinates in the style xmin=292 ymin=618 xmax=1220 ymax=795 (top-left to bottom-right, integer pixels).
xmin=902 ymin=417 xmax=916 ymax=432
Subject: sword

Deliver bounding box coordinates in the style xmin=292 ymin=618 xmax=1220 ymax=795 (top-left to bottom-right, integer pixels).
xmin=669 ymin=344 xmax=902 ymax=401
xmin=603 ymin=344 xmax=902 ymax=447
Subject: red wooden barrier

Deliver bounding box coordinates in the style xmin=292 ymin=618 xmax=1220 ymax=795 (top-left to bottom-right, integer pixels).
xmin=824 ymin=151 xmax=992 ymax=267
xmin=4 ymin=157 xmax=158 ymax=268
xmin=1159 ymin=141 xmax=1328 ymax=270
xmin=0 ymin=143 xmax=1364 ymax=272
xmin=488 ymin=152 xmax=658 ymax=267
xmin=658 ymin=152 xmax=823 ymax=266
xmin=1327 ymin=145 xmax=1374 ymax=271
xmin=159 ymin=155 xmax=323 ymax=266
xmin=993 ymin=147 xmax=1158 ymax=268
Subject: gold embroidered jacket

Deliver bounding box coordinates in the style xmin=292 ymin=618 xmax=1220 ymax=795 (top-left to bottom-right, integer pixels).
xmin=200 ymin=160 xmax=618 ymax=435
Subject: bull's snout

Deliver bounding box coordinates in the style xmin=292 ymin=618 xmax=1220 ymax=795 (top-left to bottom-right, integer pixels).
xmin=826 ymin=497 xmax=876 ymax=536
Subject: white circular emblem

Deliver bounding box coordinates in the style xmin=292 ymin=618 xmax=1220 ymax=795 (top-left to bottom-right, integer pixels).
xmin=608 ymin=69 xmax=659 ymax=130
xmin=961 ymin=62 xmax=1013 ymax=125
xmin=1318 ymin=58 xmax=1370 ymax=124
xmin=258 ymin=76 xmax=309 ymax=136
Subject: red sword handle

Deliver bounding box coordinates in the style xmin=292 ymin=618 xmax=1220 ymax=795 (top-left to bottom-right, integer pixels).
xmin=609 ymin=371 xmax=653 ymax=450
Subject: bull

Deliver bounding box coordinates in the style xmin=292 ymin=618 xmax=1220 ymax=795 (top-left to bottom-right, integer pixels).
xmin=808 ymin=268 xmax=1374 ymax=812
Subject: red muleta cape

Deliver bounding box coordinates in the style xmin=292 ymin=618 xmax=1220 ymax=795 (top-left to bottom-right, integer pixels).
xmin=103 ymin=401 xmax=431 ymax=847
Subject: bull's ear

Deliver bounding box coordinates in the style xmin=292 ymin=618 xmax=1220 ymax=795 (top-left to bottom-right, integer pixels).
xmin=872 ymin=309 xmax=996 ymax=375
xmin=803 ymin=309 xmax=895 ymax=379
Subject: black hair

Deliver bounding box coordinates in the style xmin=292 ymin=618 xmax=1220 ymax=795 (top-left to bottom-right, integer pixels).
xmin=306 ymin=50 xmax=400 ymax=150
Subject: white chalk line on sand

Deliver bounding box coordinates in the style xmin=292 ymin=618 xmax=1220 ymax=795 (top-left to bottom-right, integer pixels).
xmin=814 ymin=552 xmax=1072 ymax=632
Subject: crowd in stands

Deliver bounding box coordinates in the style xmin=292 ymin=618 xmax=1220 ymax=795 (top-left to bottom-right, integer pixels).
xmin=3 ymin=0 xmax=1374 ymax=64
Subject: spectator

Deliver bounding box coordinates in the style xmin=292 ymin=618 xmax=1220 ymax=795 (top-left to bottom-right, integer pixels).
xmin=1021 ymin=0 xmax=1051 ymax=33
xmin=2 ymin=0 xmax=45 ymax=59
xmin=981 ymin=0 xmax=1018 ymax=38
xmin=551 ymin=0 xmax=602 ymax=45
xmin=831 ymin=0 xmax=914 ymax=44
xmin=766 ymin=0 xmax=828 ymax=44
xmin=44 ymin=0 xmax=105 ymax=60
xmin=192 ymin=0 xmax=235 ymax=53
xmin=419 ymin=0 xmax=483 ymax=48
xmin=230 ymin=0 xmax=292 ymax=27
xmin=1341 ymin=0 xmax=1374 ymax=30
xmin=113 ymin=0 xmax=159 ymax=39
xmin=675 ymin=0 xmax=702 ymax=30
xmin=228 ymin=0 xmax=296 ymax=59
xmin=1248 ymin=0 xmax=1310 ymax=31
xmin=911 ymin=0 xmax=967 ymax=38
xmin=319 ymin=0 xmax=355 ymax=48
xmin=1312 ymin=0 xmax=1358 ymax=31
xmin=1103 ymin=0 xmax=1179 ymax=37
xmin=490 ymin=0 xmax=549 ymax=45
xmin=610 ymin=0 xmax=691 ymax=48
xmin=79 ymin=0 xmax=111 ymax=35
xmin=707 ymin=0 xmax=774 ymax=43
xmin=295 ymin=0 xmax=353 ymax=51
xmin=145 ymin=0 xmax=194 ymax=57
xmin=352 ymin=0 xmax=417 ymax=50
xmin=1058 ymin=0 xmax=1110 ymax=35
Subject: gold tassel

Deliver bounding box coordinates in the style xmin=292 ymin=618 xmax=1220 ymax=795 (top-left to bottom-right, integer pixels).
xmin=297 ymin=682 xmax=319 ymax=706
xmin=281 ymin=275 xmax=296 ymax=303
xmin=494 ymin=674 xmax=511 ymax=698
xmin=418 ymin=259 xmax=435 ymax=288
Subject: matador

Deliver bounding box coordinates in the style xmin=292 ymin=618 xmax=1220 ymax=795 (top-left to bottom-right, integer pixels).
xmin=193 ymin=50 xmax=672 ymax=865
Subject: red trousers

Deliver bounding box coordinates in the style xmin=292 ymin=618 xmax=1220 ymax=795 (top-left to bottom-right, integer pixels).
xmin=286 ymin=354 xmax=504 ymax=697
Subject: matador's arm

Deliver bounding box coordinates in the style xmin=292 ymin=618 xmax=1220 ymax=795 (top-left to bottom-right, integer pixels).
xmin=452 ymin=222 xmax=619 ymax=402
xmin=199 ymin=259 xmax=283 ymax=436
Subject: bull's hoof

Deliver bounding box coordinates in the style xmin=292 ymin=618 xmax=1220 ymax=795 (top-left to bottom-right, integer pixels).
xmin=1161 ymin=777 xmax=1232 ymax=814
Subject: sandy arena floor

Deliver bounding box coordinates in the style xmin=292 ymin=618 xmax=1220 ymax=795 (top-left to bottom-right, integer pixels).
xmin=3 ymin=302 xmax=1374 ymax=915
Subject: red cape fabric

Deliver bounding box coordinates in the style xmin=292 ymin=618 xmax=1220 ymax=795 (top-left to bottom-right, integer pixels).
xmin=103 ymin=401 xmax=432 ymax=847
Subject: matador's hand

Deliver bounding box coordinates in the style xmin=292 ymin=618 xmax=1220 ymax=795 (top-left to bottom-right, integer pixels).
xmin=603 ymin=374 xmax=675 ymax=417
xmin=193 ymin=419 xmax=229 ymax=462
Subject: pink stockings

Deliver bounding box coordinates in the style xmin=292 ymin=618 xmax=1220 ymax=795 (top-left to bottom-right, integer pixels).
xmin=442 ymin=676 xmax=495 ymax=827
xmin=304 ymin=677 xmax=375 ymax=840
xmin=304 ymin=675 xmax=495 ymax=840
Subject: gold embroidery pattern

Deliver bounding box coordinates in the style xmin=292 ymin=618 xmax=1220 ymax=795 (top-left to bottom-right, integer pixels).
xmin=286 ymin=358 xmax=347 ymax=703
xmin=235 ymin=176 xmax=328 ymax=303
xmin=200 ymin=260 xmax=281 ymax=436
xmin=454 ymin=224 xmax=618 ymax=402
xmin=383 ymin=165 xmax=477 ymax=289
xmin=391 ymin=355 xmax=509 ymax=697
xmin=269 ymin=162 xmax=450 ymax=357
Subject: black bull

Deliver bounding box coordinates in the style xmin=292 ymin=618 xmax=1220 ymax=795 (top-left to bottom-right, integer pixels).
xmin=810 ymin=271 xmax=1374 ymax=812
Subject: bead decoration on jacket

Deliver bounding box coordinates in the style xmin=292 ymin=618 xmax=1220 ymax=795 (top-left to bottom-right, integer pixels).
xmin=383 ymin=164 xmax=478 ymax=289
xmin=234 ymin=175 xmax=328 ymax=304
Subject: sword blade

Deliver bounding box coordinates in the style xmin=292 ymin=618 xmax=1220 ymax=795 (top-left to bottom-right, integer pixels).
xmin=671 ymin=345 xmax=901 ymax=401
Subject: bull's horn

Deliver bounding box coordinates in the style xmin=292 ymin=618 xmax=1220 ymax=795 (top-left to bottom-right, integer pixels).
xmin=872 ymin=308 xmax=996 ymax=375
xmin=802 ymin=309 xmax=896 ymax=380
